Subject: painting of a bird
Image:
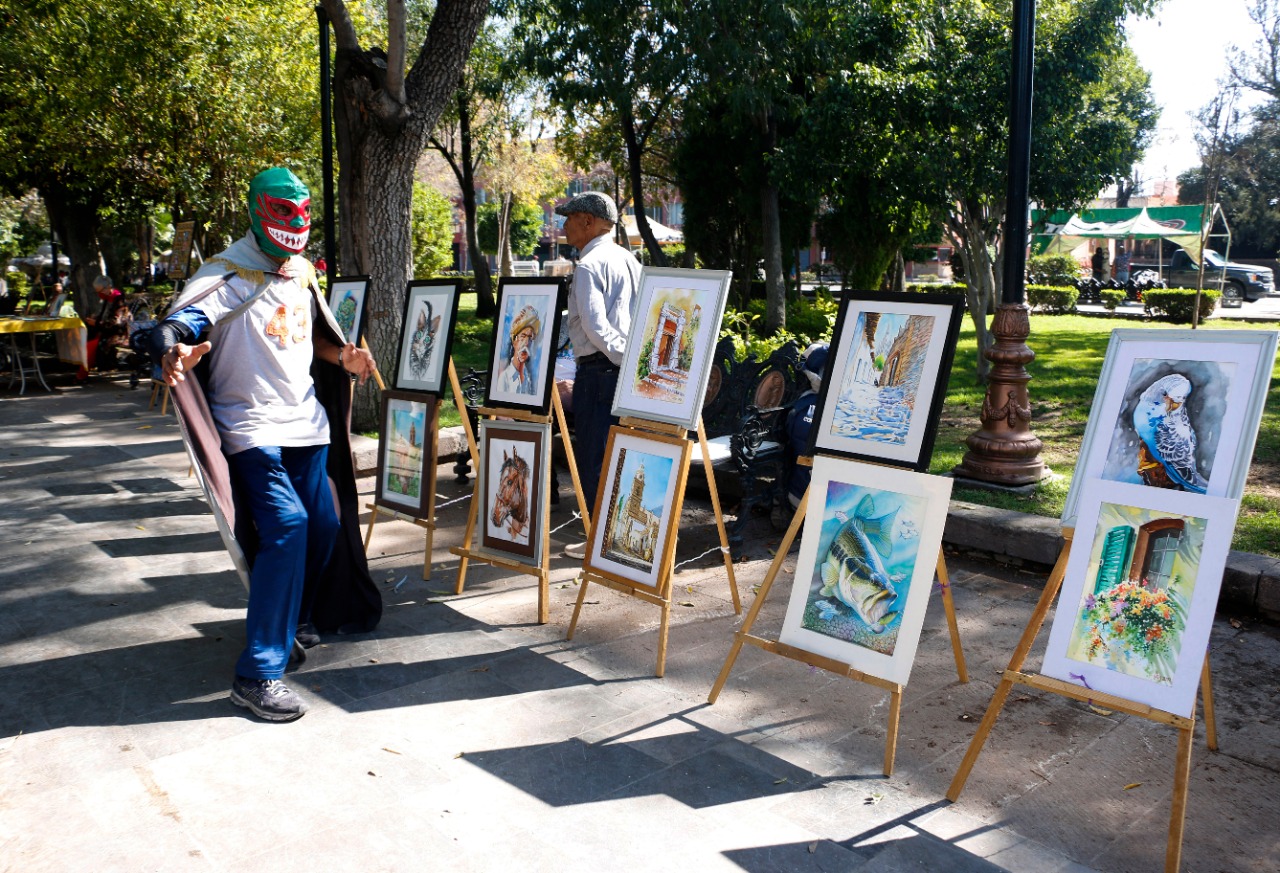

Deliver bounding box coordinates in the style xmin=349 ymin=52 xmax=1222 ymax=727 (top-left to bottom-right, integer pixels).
xmin=1132 ymin=373 xmax=1209 ymax=493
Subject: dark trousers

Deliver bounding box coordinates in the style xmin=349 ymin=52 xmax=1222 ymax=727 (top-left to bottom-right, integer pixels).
xmin=572 ymin=358 xmax=620 ymax=511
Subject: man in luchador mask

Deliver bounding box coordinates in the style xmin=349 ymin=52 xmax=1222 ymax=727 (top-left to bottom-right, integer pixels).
xmin=150 ymin=167 xmax=381 ymax=722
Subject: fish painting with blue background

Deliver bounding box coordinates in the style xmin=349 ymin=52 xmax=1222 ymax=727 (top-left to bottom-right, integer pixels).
xmin=801 ymin=480 xmax=928 ymax=655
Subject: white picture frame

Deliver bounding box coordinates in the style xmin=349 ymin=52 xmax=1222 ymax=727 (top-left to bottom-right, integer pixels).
xmin=611 ymin=267 xmax=732 ymax=430
xmin=779 ymin=456 xmax=953 ymax=686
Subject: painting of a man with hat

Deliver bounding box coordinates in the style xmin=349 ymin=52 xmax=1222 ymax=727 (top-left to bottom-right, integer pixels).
xmin=496 ymin=302 xmax=542 ymax=395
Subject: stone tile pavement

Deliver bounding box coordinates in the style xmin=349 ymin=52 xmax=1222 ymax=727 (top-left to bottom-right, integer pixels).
xmin=2 ymin=379 xmax=1279 ymax=872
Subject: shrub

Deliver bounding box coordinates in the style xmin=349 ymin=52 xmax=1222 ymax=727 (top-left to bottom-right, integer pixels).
xmin=1099 ymin=288 xmax=1127 ymax=311
xmin=1026 ymin=284 xmax=1079 ymax=314
xmin=1143 ymin=288 xmax=1220 ymax=323
xmin=6 ymin=270 xmax=31 ymax=301
xmin=1027 ymin=253 xmax=1083 ymax=287
xmin=906 ymin=282 xmax=967 ymax=296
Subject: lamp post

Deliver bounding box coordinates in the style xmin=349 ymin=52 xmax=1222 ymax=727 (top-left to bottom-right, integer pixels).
xmin=316 ymin=5 xmax=337 ymax=286
xmin=952 ymin=0 xmax=1046 ymax=487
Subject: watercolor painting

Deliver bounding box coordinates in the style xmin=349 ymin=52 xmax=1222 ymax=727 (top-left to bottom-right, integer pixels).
xmin=326 ymin=277 xmax=368 ymax=346
xmin=611 ymin=267 xmax=731 ymax=429
xmin=779 ymin=457 xmax=952 ymax=686
xmin=376 ymin=392 xmax=435 ymax=517
xmin=395 ymin=281 xmax=461 ymax=394
xmin=1101 ymin=358 xmax=1233 ymax=493
xmin=809 ymin=291 xmax=964 ymax=470
xmin=478 ymin=421 xmax=548 ymax=565
xmin=1044 ymin=480 xmax=1238 ymax=717
xmin=486 ymin=279 xmax=565 ymax=413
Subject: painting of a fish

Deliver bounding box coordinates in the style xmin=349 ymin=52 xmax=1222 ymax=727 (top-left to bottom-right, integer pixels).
xmin=780 ymin=457 xmax=953 ymax=686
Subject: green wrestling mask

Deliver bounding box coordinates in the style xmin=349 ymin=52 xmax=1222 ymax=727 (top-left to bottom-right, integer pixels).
xmin=248 ymin=167 xmax=311 ymax=259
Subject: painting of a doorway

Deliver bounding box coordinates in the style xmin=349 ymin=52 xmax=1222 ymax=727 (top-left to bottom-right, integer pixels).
xmin=1042 ymin=480 xmax=1238 ymax=718
xmin=611 ymin=267 xmax=732 ymax=429
xmin=807 ymin=291 xmax=964 ymax=470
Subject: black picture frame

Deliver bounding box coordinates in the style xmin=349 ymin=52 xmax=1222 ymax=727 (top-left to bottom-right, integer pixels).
xmin=374 ymin=390 xmax=438 ymax=520
xmin=394 ymin=279 xmax=464 ymax=395
xmin=484 ymin=276 xmax=568 ymax=414
xmin=326 ymin=274 xmax=370 ymax=347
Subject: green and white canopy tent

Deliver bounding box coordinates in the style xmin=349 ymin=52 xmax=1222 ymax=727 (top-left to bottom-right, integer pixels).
xmin=1030 ymin=204 xmax=1230 ymax=267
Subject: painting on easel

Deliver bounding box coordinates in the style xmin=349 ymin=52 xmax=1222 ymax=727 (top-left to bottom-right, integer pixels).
xmin=1061 ymin=328 xmax=1277 ymax=525
xmin=1042 ymin=480 xmax=1237 ymax=717
xmin=779 ymin=457 xmax=952 ymax=685
xmin=326 ymin=276 xmax=370 ymax=346
xmin=807 ymin=291 xmax=964 ymax=470
xmin=485 ymin=278 xmax=566 ymax=414
xmin=585 ymin=427 xmax=691 ymax=591
xmin=477 ymin=420 xmax=549 ymax=566
xmin=395 ymin=280 xmax=463 ymax=395
xmin=611 ymin=267 xmax=732 ymax=429
xmin=375 ymin=391 xmax=437 ymax=520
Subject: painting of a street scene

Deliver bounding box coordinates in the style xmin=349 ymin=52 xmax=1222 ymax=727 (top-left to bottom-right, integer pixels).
xmin=796 ymin=481 xmax=928 ymax=656
xmin=379 ymin=395 xmax=429 ymax=513
xmin=631 ymin=289 xmax=704 ymax=404
xmin=829 ymin=310 xmax=936 ymax=446
xmin=1063 ymin=501 xmax=1206 ymax=685
xmin=600 ymin=447 xmax=675 ymax=573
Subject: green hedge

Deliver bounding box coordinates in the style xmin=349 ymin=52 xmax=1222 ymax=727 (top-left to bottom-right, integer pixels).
xmin=1026 ymin=253 xmax=1083 ymax=287
xmin=906 ymin=282 xmax=967 ymax=296
xmin=1026 ymin=284 xmax=1079 ymax=314
xmin=1099 ymin=288 xmax=1127 ymax=311
xmin=1143 ymin=288 xmax=1220 ymax=323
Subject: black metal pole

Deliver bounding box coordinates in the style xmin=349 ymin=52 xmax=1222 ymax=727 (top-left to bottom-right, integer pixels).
xmin=317 ymin=5 xmax=337 ymax=286
xmin=1002 ymin=0 xmax=1036 ymax=305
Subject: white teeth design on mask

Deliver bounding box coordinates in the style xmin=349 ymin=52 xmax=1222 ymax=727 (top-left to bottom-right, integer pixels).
xmin=267 ymin=226 xmax=309 ymax=251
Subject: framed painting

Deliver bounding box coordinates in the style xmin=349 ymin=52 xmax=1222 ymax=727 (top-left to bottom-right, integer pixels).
xmin=807 ymin=291 xmax=964 ymax=470
xmin=778 ymin=456 xmax=953 ymax=686
xmin=326 ymin=275 xmax=369 ymax=347
xmin=611 ymin=267 xmax=732 ymax=429
xmin=1042 ymin=479 xmax=1239 ymax=718
xmin=169 ymin=220 xmax=196 ymax=280
xmin=485 ymin=277 xmax=567 ymax=414
xmin=583 ymin=426 xmax=693 ymax=593
xmin=1060 ymin=328 xmax=1277 ymax=526
xmin=395 ymin=280 xmax=463 ymax=395
xmin=477 ymin=419 xmax=550 ymax=567
xmin=375 ymin=390 xmax=438 ymax=520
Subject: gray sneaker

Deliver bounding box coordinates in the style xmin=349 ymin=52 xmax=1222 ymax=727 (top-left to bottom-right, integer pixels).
xmin=230 ymin=676 xmax=309 ymax=722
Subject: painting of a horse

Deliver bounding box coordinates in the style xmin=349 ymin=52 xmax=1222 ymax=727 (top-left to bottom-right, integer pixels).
xmin=491 ymin=447 xmax=530 ymax=543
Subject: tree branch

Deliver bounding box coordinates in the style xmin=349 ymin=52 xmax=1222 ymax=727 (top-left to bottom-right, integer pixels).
xmin=320 ymin=0 xmax=360 ymax=52
xmin=385 ymin=0 xmax=408 ymax=106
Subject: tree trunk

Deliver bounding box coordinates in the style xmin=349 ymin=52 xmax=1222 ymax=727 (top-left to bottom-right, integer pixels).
xmin=42 ymin=185 xmax=103 ymax=314
xmin=946 ymin=197 xmax=1003 ymax=383
xmin=497 ymin=192 xmax=513 ymax=277
xmin=891 ymin=250 xmax=906 ymax=293
xmin=457 ymin=92 xmax=494 ymax=315
xmin=760 ymin=181 xmax=786 ymax=334
xmin=621 ymin=108 xmax=666 ymax=267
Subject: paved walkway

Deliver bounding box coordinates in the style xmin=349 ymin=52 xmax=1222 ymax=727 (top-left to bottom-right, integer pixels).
xmin=2 ymin=380 xmax=1279 ymax=872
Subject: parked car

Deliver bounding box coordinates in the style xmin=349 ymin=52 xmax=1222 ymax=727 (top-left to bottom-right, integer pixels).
xmin=1136 ymin=249 xmax=1274 ymax=307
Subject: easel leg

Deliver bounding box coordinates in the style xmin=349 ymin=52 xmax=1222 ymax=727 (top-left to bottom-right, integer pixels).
xmin=1200 ymin=656 xmax=1218 ymax=752
xmin=1165 ymin=717 xmax=1196 ymax=873
xmin=552 ymin=389 xmax=591 ymax=536
xmin=884 ymin=687 xmax=903 ymax=776
xmin=947 ymin=535 xmax=1072 ymax=801
xmin=448 ymin=359 xmax=480 ymax=472
xmin=422 ymin=523 xmax=433 ymax=581
xmin=708 ymin=488 xmax=809 ymax=704
xmin=566 ymin=575 xmax=590 ymax=640
xmin=656 ymin=596 xmax=672 ymax=678
xmin=937 ymin=552 xmax=969 ymax=683
xmin=454 ymin=483 xmax=480 ymax=596
xmin=697 ymin=418 xmax=741 ymax=614
xmin=538 ymin=569 xmax=549 ymax=625
xmin=363 ymin=508 xmax=378 ymax=551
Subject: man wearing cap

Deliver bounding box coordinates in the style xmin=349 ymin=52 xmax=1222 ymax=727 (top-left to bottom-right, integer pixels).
xmin=496 ymin=303 xmax=542 ymax=395
xmin=150 ymin=167 xmax=379 ymax=722
xmin=555 ymin=192 xmax=641 ymax=558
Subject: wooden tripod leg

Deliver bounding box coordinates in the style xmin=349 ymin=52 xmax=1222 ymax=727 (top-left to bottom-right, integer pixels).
xmin=422 ymin=524 xmax=433 ymax=581
xmin=454 ymin=482 xmax=481 ymax=595
xmin=1201 ymin=656 xmax=1218 ymax=752
xmin=947 ymin=534 xmax=1072 ymax=801
xmin=708 ymin=488 xmax=809 ymax=704
xmin=1165 ymin=716 xmax=1197 ymax=873
xmin=552 ymin=389 xmax=591 ymax=535
xmin=363 ymin=508 xmax=379 ymax=551
xmin=566 ymin=574 xmax=591 ymax=640
xmin=359 ymin=337 xmax=387 ymax=391
xmin=884 ymin=686 xmax=903 ymax=776
xmin=937 ymin=552 xmax=969 ymax=684
xmin=448 ymin=359 xmax=480 ymax=471
xmin=656 ymin=595 xmax=672 ymax=678
xmin=697 ymin=418 xmax=741 ymax=614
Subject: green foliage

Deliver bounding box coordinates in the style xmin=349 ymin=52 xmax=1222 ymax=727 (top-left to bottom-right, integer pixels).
xmin=907 ymin=282 xmax=968 ymax=296
xmin=1026 ymin=284 xmax=1080 ymax=314
xmin=719 ymin=291 xmax=836 ymax=361
xmin=5 ymin=270 xmax=30 ymax=301
xmin=476 ymin=200 xmax=543 ymax=256
xmin=636 ymin=336 xmax=654 ymax=381
xmin=412 ymin=184 xmax=455 ymax=278
xmin=1142 ymin=288 xmax=1221 ymax=322
xmin=639 ymin=244 xmax=689 ymax=266
xmin=1099 ymin=288 xmax=1128 ymax=310
xmin=1027 ymin=253 xmax=1084 ymax=287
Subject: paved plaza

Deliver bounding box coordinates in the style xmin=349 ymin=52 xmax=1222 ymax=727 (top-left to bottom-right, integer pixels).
xmin=2 ymin=379 xmax=1278 ymax=872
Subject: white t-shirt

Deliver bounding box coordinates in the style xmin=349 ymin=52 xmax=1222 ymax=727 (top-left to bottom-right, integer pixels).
xmin=191 ymin=273 xmax=329 ymax=455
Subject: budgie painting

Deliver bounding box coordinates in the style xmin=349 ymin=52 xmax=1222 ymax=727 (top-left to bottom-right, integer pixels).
xmin=1102 ymin=358 xmax=1234 ymax=492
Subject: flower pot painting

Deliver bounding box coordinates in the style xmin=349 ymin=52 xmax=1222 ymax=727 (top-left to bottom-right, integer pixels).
xmin=1101 ymin=358 xmax=1234 ymax=493
xmin=383 ymin=398 xmax=427 ymax=505
xmin=797 ymin=481 xmax=928 ymax=656
xmin=1064 ymin=500 xmax=1207 ymax=685
xmin=829 ymin=310 xmax=936 ymax=447
xmin=600 ymin=446 xmax=675 ymax=574
xmin=631 ymin=289 xmax=704 ymax=405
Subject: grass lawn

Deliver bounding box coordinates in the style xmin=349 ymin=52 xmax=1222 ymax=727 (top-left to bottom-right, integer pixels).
xmin=929 ymin=313 xmax=1280 ymax=557
xmin=427 ymin=299 xmax=1280 ymax=557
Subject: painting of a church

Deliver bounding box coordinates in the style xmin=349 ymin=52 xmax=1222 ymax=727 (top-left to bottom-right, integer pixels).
xmin=602 ymin=448 xmax=671 ymax=572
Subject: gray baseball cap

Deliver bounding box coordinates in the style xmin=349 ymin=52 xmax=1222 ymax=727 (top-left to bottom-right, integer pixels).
xmin=554 ymin=191 xmax=618 ymax=224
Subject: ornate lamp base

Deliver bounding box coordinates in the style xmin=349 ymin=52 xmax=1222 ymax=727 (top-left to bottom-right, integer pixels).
xmin=952 ymin=304 xmax=1046 ymax=487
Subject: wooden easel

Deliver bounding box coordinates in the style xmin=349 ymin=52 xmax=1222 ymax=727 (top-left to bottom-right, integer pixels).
xmin=361 ymin=358 xmax=461 ymax=580
xmin=706 ymin=458 xmax=969 ymax=776
xmin=449 ymin=387 xmax=589 ymax=623
xmin=566 ymin=417 xmax=695 ymax=677
xmin=946 ymin=528 xmax=1220 ymax=873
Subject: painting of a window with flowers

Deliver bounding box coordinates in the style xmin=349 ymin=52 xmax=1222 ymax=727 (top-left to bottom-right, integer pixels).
xmin=1042 ymin=480 xmax=1239 ymax=718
